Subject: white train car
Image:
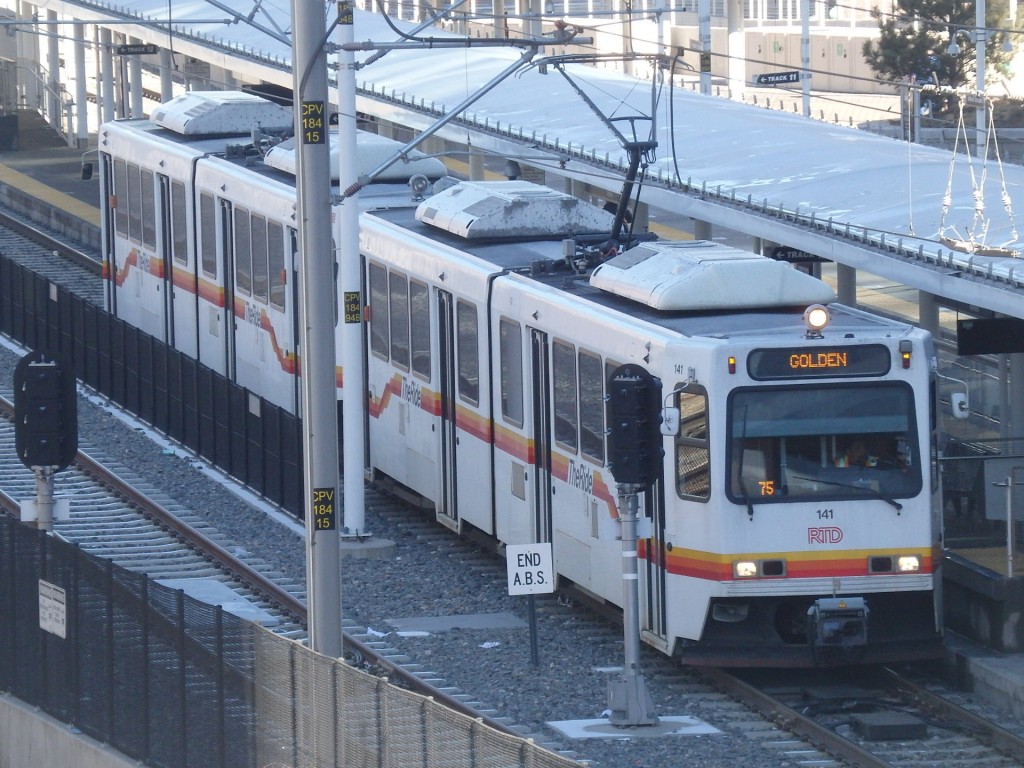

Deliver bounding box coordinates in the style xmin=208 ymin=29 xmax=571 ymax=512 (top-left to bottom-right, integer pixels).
xmin=362 ymin=187 xmax=943 ymax=666
xmin=99 ymin=92 xmax=944 ymax=667
xmin=99 ymin=91 xmax=446 ymax=412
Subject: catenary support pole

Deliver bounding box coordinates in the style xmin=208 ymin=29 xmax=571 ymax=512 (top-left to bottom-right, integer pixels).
xmin=292 ymin=0 xmax=342 ymax=657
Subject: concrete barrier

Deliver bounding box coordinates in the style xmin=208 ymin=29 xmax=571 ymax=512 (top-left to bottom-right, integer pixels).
xmin=0 ymin=693 xmax=135 ymax=768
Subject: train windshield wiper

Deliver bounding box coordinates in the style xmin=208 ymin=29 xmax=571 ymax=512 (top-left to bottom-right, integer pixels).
xmin=793 ymin=475 xmax=903 ymax=512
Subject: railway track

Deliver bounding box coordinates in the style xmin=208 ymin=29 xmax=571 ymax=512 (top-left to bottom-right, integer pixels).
xmin=713 ymin=664 xmax=1024 ymax=768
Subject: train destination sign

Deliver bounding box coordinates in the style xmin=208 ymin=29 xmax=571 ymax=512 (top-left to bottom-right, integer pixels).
xmin=748 ymin=344 xmax=891 ymax=380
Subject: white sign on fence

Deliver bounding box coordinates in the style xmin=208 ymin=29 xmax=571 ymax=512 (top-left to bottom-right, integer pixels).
xmin=39 ymin=579 xmax=66 ymax=639
xmin=506 ymin=542 xmax=554 ymax=596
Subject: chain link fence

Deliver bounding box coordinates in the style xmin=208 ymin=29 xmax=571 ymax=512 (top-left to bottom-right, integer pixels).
xmin=0 ymin=514 xmax=581 ymax=767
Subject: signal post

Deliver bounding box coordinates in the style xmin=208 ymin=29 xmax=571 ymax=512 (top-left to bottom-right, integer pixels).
xmin=605 ymin=364 xmax=661 ymax=727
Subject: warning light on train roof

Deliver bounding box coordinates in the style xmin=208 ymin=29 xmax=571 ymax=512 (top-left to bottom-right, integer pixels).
xmin=803 ymin=304 xmax=830 ymax=338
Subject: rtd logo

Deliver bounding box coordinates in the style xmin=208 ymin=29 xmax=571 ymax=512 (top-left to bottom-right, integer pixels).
xmin=808 ymin=527 xmax=843 ymax=544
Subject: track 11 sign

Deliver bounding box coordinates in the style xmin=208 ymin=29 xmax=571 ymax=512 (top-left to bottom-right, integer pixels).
xmin=506 ymin=543 xmax=554 ymax=595
xmin=755 ymin=71 xmax=800 ymax=86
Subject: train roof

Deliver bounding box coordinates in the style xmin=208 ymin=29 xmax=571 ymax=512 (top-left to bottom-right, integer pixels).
xmin=372 ymin=179 xmax=921 ymax=341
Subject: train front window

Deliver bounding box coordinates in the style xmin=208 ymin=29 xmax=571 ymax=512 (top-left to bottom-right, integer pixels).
xmin=728 ymin=383 xmax=922 ymax=503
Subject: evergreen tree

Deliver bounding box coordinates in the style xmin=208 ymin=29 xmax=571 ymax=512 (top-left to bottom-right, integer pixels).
xmin=863 ymin=0 xmax=1011 ymax=102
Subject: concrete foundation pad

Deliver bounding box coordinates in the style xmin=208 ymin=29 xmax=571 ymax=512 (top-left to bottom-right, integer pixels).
xmin=156 ymin=577 xmax=280 ymax=625
xmin=386 ymin=612 xmax=527 ymax=633
xmin=548 ymin=716 xmax=720 ymax=740
xmin=339 ymin=536 xmax=396 ymax=559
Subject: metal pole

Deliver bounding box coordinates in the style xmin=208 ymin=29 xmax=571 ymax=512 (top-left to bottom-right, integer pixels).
xmin=607 ymin=485 xmax=658 ymax=727
xmin=73 ymin=20 xmax=88 ymax=148
xmin=976 ymin=0 xmax=987 ymax=158
xmin=800 ymin=0 xmax=810 ymax=117
xmin=292 ymin=0 xmax=342 ymax=657
xmin=336 ymin=1 xmax=367 ymax=538
xmin=33 ymin=467 xmax=55 ymax=533
xmin=1005 ymin=475 xmax=1013 ymax=577
xmin=698 ymin=0 xmax=711 ymax=95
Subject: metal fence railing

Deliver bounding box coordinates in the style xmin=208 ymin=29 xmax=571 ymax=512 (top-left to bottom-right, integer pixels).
xmin=0 ymin=515 xmax=582 ymax=768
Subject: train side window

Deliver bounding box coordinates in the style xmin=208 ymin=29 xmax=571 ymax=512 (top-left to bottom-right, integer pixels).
xmin=456 ymin=300 xmax=479 ymax=405
xmin=113 ymin=158 xmax=128 ymax=238
xmin=676 ymin=387 xmax=710 ymax=500
xmin=499 ymin=318 xmax=523 ymax=426
xmin=127 ymin=163 xmax=142 ymax=244
xmin=553 ymin=340 xmax=578 ymax=453
xmin=390 ymin=272 xmax=410 ymax=370
xmin=234 ymin=207 xmax=252 ymax=296
xmin=368 ymin=262 xmax=389 ymax=359
xmin=268 ymin=222 xmax=286 ymax=310
xmin=141 ymin=169 xmax=155 ymax=250
xmin=579 ymin=350 xmax=604 ymax=463
xmin=410 ymin=280 xmax=430 ymax=379
xmin=199 ymin=193 xmax=217 ymax=278
xmin=251 ymin=214 xmax=269 ymax=303
xmin=171 ymin=181 xmax=187 ymax=266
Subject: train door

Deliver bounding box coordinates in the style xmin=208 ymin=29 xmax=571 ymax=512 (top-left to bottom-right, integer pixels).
xmin=433 ymin=291 xmax=493 ymax=534
xmin=157 ymin=174 xmax=174 ymax=344
xmin=437 ymin=289 xmax=458 ymax=527
xmin=196 ymin=192 xmax=229 ymax=376
xmin=290 ymin=228 xmax=301 ymax=412
xmin=529 ymin=329 xmax=553 ymax=544
xmin=167 ymin=178 xmax=196 ymax=358
xmin=216 ymin=198 xmax=236 ymax=380
xmin=99 ymin=153 xmax=116 ymax=314
xmin=641 ymin=484 xmax=668 ymax=645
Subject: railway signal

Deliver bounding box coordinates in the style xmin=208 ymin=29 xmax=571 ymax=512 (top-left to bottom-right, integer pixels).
xmin=14 ymin=350 xmax=77 ymax=472
xmin=13 ymin=350 xmax=78 ymax=532
xmin=606 ymin=364 xmax=663 ymax=486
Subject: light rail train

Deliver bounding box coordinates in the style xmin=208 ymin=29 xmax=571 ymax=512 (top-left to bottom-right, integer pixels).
xmin=97 ymin=91 xmax=943 ymax=666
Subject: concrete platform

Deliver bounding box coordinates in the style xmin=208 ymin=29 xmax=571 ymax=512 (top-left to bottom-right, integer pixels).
xmin=943 ymin=631 xmax=1024 ymax=723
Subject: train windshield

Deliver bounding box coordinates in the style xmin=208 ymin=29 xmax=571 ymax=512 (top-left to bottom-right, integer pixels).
xmin=728 ymin=383 xmax=922 ymax=504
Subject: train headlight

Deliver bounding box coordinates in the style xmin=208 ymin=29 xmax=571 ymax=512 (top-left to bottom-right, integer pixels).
xmin=803 ymin=304 xmax=830 ymax=338
xmin=897 ymin=555 xmax=921 ymax=572
xmin=734 ymin=560 xmax=759 ymax=578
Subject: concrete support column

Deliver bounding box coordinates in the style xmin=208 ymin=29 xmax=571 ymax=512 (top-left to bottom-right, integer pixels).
xmin=46 ymin=10 xmax=59 ymax=124
xmin=727 ymin=0 xmax=745 ymax=97
xmin=129 ymin=37 xmax=143 ymax=118
xmin=18 ymin=0 xmax=39 ymax=110
xmin=99 ymin=27 xmax=115 ymax=124
xmin=631 ymin=201 xmax=649 ymax=234
xmin=468 ymin=145 xmax=485 ymax=180
xmin=836 ymin=262 xmax=857 ymax=306
xmin=1009 ymin=355 xmax=1024 ymax=444
xmin=918 ymin=291 xmax=939 ymax=337
xmin=493 ymin=0 xmax=506 ymax=38
xmin=159 ymin=48 xmax=173 ymax=102
xmin=73 ymin=20 xmax=87 ymax=146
